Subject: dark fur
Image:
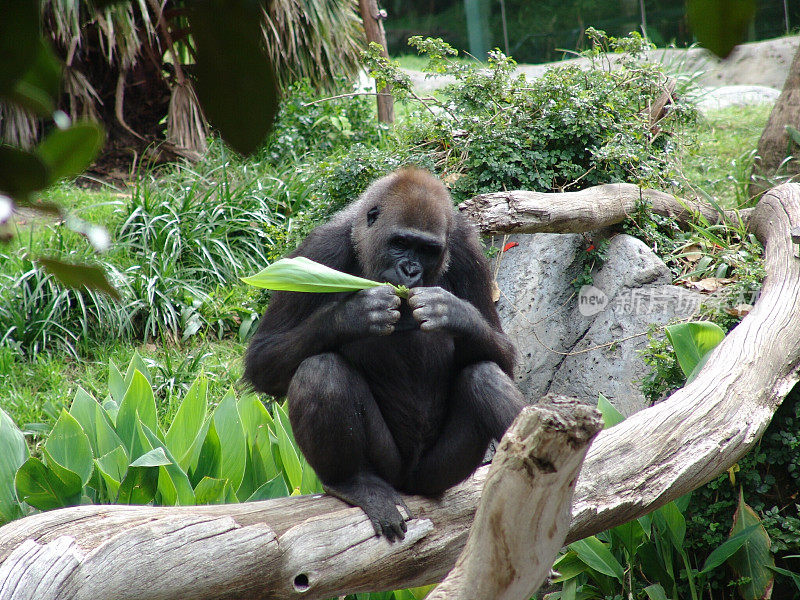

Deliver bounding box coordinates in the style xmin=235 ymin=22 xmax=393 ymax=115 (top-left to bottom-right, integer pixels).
xmin=244 ymin=169 xmax=525 ymax=540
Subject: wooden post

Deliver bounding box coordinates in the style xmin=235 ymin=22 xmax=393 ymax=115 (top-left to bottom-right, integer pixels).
xmin=358 ymin=0 xmax=395 ymax=124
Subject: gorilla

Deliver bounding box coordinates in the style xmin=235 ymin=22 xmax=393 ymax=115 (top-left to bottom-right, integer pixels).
xmin=245 ymin=168 xmax=525 ymax=541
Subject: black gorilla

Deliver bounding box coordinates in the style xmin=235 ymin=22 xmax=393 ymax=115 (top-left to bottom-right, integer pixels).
xmin=245 ymin=168 xmax=525 ymax=540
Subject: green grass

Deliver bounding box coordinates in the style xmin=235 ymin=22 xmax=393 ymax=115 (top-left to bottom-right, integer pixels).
xmin=677 ymin=104 xmax=772 ymax=208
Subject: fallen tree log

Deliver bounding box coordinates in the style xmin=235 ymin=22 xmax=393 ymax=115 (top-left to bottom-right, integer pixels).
xmin=458 ymin=182 xmax=751 ymax=234
xmin=1 ymin=183 xmax=798 ymax=600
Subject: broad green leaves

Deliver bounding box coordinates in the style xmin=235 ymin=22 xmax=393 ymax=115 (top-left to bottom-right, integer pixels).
xmin=244 ymin=257 xmax=390 ymax=294
xmin=1 ymin=353 xmax=320 ymax=521
xmin=665 ymin=321 xmax=726 ymax=381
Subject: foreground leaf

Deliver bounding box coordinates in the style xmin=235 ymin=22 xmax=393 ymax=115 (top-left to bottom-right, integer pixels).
xmin=15 ymin=457 xmax=82 ymax=510
xmin=44 ymin=409 xmax=93 ymax=486
xmin=38 ymin=257 xmax=121 ymax=300
xmin=36 ymin=122 xmax=105 ymax=183
xmin=665 ymin=321 xmax=725 ymax=379
xmin=0 ymin=408 xmax=29 ymax=524
xmin=687 ymin=0 xmax=756 ymax=58
xmin=569 ymin=536 xmax=624 ymax=582
xmin=726 ymin=488 xmax=774 ymax=599
xmin=243 ymin=257 xmax=387 ymax=294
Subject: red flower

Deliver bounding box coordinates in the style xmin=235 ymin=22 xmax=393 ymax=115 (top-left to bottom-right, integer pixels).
xmin=502 ymin=242 xmax=519 ymax=253
xmin=586 ymin=244 xmax=596 ymax=252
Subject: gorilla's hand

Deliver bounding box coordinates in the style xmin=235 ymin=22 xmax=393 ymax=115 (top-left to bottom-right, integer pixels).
xmin=336 ymin=285 xmax=401 ymax=337
xmin=408 ymin=286 xmax=479 ymax=334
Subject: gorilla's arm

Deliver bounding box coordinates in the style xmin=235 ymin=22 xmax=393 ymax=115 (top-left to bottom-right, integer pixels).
xmin=244 ymin=223 xmax=400 ymax=396
xmin=409 ymin=217 xmax=516 ymax=375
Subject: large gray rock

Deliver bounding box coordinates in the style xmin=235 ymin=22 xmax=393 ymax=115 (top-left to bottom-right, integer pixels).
xmin=494 ymin=233 xmax=703 ymax=416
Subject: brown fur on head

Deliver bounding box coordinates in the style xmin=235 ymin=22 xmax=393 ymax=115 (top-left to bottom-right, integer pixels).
xmin=350 ymin=168 xmax=454 ymax=282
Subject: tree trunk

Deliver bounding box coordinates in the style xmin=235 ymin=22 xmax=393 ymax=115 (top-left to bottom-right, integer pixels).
xmin=358 ymin=0 xmax=394 ymax=124
xmin=1 ymin=183 xmax=799 ymax=600
xmin=750 ymin=42 xmax=800 ymax=198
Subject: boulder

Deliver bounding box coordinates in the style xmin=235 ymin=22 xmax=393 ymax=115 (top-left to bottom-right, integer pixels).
xmin=493 ymin=232 xmax=704 ymax=416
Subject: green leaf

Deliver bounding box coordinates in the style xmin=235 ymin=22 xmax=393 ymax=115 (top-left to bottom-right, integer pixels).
xmin=787 ymin=125 xmax=800 ymax=148
xmin=117 ymin=465 xmax=159 ymax=505
xmin=243 ymin=257 xmax=388 ymax=294
xmin=194 ymin=477 xmax=228 ymax=505
xmin=15 ymin=456 xmax=82 ymax=511
xmin=189 ymin=0 xmax=278 ymax=155
xmin=0 ymin=408 xmax=29 ymax=524
xmin=767 ymin=566 xmax=800 ymax=592
xmin=245 ymin=474 xmax=290 ymax=502
xmin=166 ymin=375 xmax=208 ymax=468
xmin=237 ymin=393 xmax=273 ymax=447
xmin=726 ymin=488 xmax=774 ymax=599
xmin=137 ymin=422 xmax=195 ymax=506
xmin=108 ymin=360 xmax=126 ymax=406
xmin=699 ymin=524 xmax=760 ymax=574
xmin=665 ymin=321 xmax=725 ymax=379
xmin=190 ymin=419 xmax=222 ymax=487
xmin=116 ymin=369 xmax=158 ymax=456
xmin=597 ymin=393 xmax=625 ymax=428
xmin=0 ymin=0 xmax=39 ymax=94
xmin=213 ymin=389 xmax=246 ymax=492
xmin=643 ymin=584 xmax=669 ymax=600
xmin=7 ymin=38 xmax=62 ymax=115
xmin=273 ymin=409 xmax=303 ymax=492
xmin=551 ymin=551 xmax=589 ymax=583
xmin=637 ymin=542 xmax=674 ymax=591
xmin=654 ymin=501 xmax=686 ymax=548
xmin=36 ymin=122 xmax=105 ymax=183
xmin=687 ymin=0 xmax=756 ymax=58
xmin=69 ymin=387 xmax=123 ymax=459
xmin=44 ymin=409 xmax=94 ymax=486
xmin=611 ymin=518 xmax=646 ymax=557
xmin=299 ymin=455 xmax=322 ymax=495
xmin=130 ymin=447 xmax=172 ymax=468
xmin=38 ymin=258 xmax=121 ymax=300
xmin=95 ymin=445 xmax=129 ymax=498
xmin=0 ymin=146 xmax=48 ymax=198
xmin=569 ymin=537 xmax=624 ymax=582
xmin=125 ymin=351 xmax=152 ymax=387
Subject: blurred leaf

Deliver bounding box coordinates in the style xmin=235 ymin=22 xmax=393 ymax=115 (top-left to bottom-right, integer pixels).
xmin=687 ymin=0 xmax=756 ymax=58
xmin=38 ymin=257 xmax=121 ymax=300
xmin=0 ymin=0 xmax=39 ymax=94
xmin=8 ymin=38 xmax=62 ymax=115
xmin=0 ymin=146 xmax=48 ymax=198
xmin=787 ymin=125 xmax=800 ymax=148
xmin=194 ymin=476 xmax=228 ymax=505
xmin=36 ymin=123 xmax=105 ymax=183
xmin=0 ymin=408 xmax=29 ymax=524
xmin=166 ymin=375 xmax=208 ymax=468
xmin=189 ymin=0 xmax=278 ymax=154
xmin=569 ymin=536 xmax=624 ymax=582
xmin=117 ymin=465 xmax=159 ymax=505
xmin=15 ymin=456 xmax=82 ymax=510
xmin=213 ymin=389 xmax=246 ymax=492
xmin=245 ymin=474 xmax=289 ymax=502
xmin=665 ymin=321 xmax=725 ymax=379
xmin=726 ymin=488 xmax=774 ymax=599
xmin=44 ymin=409 xmax=94 ymax=486
xmin=597 ymin=393 xmax=625 ymax=429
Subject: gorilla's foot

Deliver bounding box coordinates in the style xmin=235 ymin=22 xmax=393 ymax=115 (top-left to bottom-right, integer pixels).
xmin=324 ymin=473 xmax=412 ymax=542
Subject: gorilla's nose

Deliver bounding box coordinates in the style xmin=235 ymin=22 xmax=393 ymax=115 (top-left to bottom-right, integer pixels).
xmin=398 ymin=260 xmax=422 ymax=286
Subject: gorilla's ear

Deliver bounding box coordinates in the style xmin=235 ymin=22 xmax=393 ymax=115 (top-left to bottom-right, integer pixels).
xmin=367 ymin=206 xmax=380 ymax=226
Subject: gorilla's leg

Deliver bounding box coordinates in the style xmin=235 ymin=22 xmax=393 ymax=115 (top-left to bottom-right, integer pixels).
xmin=287 ymin=352 xmax=411 ymax=541
xmin=405 ymin=361 xmax=526 ymax=496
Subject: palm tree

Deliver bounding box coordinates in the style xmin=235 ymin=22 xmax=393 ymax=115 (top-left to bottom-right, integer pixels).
xmin=2 ymin=0 xmax=365 ymax=158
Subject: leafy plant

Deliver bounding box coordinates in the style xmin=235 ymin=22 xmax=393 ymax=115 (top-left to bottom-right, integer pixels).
xmin=0 ymin=353 xmax=320 ymax=522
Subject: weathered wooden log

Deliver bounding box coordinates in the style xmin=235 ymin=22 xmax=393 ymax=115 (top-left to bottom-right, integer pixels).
xmin=428 ymin=399 xmax=602 ymax=600
xmin=1 ymin=183 xmax=798 ymax=600
xmin=458 ymin=182 xmax=751 ymax=235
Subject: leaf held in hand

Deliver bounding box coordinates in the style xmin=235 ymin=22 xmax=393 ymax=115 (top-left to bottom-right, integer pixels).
xmin=242 ymin=257 xmax=406 ymax=297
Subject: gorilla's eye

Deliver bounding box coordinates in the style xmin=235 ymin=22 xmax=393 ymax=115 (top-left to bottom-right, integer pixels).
xmin=421 ymin=243 xmax=442 ymax=257
xmin=367 ymin=206 xmax=380 ymax=226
